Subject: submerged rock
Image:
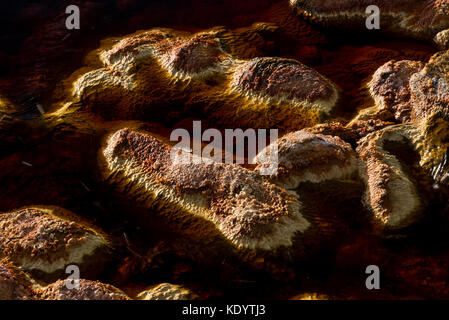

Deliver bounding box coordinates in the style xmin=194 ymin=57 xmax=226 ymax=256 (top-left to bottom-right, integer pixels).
xmin=367 ymin=49 xmax=449 ymax=125
xmin=254 ymin=131 xmax=359 ymax=190
xmin=39 ymin=279 xmax=129 ymax=300
xmin=0 ymin=207 xmax=110 ymax=280
xmin=369 ymin=60 xmax=424 ymax=123
xmin=435 ymin=29 xmax=449 ymax=49
xmin=290 ymin=0 xmax=449 ymax=41
xmin=101 ymin=128 xmax=310 ymax=257
xmin=136 ymin=283 xmax=198 ymax=300
xmin=357 ymin=110 xmax=449 ymax=229
xmin=409 ymin=50 xmax=449 ymax=120
xmin=66 ymin=25 xmax=339 ymax=131
xmin=0 ymin=260 xmax=37 ymax=300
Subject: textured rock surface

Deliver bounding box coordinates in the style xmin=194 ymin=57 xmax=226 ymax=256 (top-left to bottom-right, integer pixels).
xmin=39 ymin=279 xmax=129 ymax=300
xmin=0 ymin=207 xmax=109 ymax=278
xmin=290 ymin=0 xmax=449 ymax=41
xmin=66 ymin=26 xmax=339 ymax=131
xmin=435 ymin=29 xmax=449 ymax=49
xmin=304 ymin=120 xmax=395 ymax=144
xmin=357 ymin=110 xmax=449 ymax=229
xmin=0 ymin=260 xmax=37 ymax=300
xmin=370 ymin=60 xmax=424 ymax=123
xmin=357 ymin=125 xmax=423 ymax=229
xmin=230 ymin=57 xmax=338 ymax=114
xmin=254 ymin=131 xmax=359 ymax=189
xmin=367 ymin=49 xmax=449 ymax=125
xmin=137 ymin=283 xmax=198 ymax=300
xmin=1 ymin=0 xmax=449 ymax=300
xmin=102 ymin=128 xmax=310 ymax=255
xmin=410 ymin=50 xmax=449 ymax=120
xmin=362 ymin=49 xmax=449 ymax=221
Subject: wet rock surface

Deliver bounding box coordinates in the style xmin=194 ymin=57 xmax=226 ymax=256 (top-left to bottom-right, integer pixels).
xmin=0 ymin=260 xmax=37 ymax=300
xmin=255 ymin=130 xmax=359 ymax=189
xmin=369 ymin=60 xmax=424 ymax=123
xmin=0 ymin=207 xmax=109 ymax=281
xmin=136 ymin=283 xmax=198 ymax=300
xmin=290 ymin=0 xmax=449 ymax=41
xmin=0 ymin=0 xmax=449 ymax=300
xmin=68 ymin=26 xmax=339 ymax=131
xmin=39 ymin=279 xmax=130 ymax=300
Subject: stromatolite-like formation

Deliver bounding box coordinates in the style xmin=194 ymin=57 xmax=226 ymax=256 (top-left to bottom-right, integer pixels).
xmin=346 ymin=48 xmax=449 ymax=229
xmin=162 ymin=34 xmax=231 ymax=78
xmin=2 ymin=0 xmax=449 ymax=300
xmin=231 ymin=57 xmax=338 ymax=114
xmin=39 ymin=279 xmax=130 ymax=300
xmin=357 ymin=125 xmax=423 ymax=229
xmin=136 ymin=283 xmax=198 ymax=300
xmin=409 ymin=50 xmax=449 ymax=120
xmin=0 ymin=260 xmax=37 ymax=300
xmin=435 ymin=29 xmax=449 ymax=49
xmin=66 ymin=25 xmax=339 ymax=131
xmin=101 ymin=128 xmax=310 ymax=256
xmin=370 ymin=60 xmax=425 ymax=123
xmin=0 ymin=207 xmax=109 ymax=279
xmin=357 ymin=110 xmax=449 ymax=229
xmin=253 ymin=130 xmax=365 ymax=244
xmin=367 ymin=49 xmax=449 ymax=124
xmin=361 ymin=50 xmax=449 ymax=226
xmin=254 ymin=131 xmax=359 ymax=190
xmin=1 ymin=258 xmax=131 ymax=300
xmin=290 ymin=0 xmax=449 ymax=41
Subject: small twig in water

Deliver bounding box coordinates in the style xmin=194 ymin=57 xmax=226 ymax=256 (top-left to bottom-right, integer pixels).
xmin=123 ymin=232 xmax=144 ymax=258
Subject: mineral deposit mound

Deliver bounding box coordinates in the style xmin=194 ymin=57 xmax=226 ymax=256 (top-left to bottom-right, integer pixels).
xmin=1 ymin=0 xmax=449 ymax=300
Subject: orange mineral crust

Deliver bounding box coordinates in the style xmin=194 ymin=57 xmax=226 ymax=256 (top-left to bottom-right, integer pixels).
xmin=39 ymin=279 xmax=130 ymax=300
xmin=0 ymin=207 xmax=109 ymax=279
xmin=290 ymin=0 xmax=449 ymax=40
xmin=0 ymin=260 xmax=37 ymax=300
xmin=1 ymin=0 xmax=449 ymax=300
xmin=65 ymin=26 xmax=339 ymax=131
xmin=254 ymin=131 xmax=359 ymax=190
xmin=102 ymin=128 xmax=310 ymax=254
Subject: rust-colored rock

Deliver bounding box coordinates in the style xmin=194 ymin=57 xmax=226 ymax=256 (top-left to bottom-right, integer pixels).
xmin=0 ymin=260 xmax=37 ymax=300
xmin=39 ymin=279 xmax=129 ymax=300
xmin=231 ymin=57 xmax=339 ymax=115
xmin=254 ymin=131 xmax=359 ymax=190
xmin=365 ymin=49 xmax=449 ymax=125
xmin=65 ymin=26 xmax=339 ymax=131
xmin=101 ymin=128 xmax=310 ymax=255
xmin=357 ymin=125 xmax=422 ymax=229
xmin=370 ymin=60 xmax=424 ymax=123
xmin=410 ymin=50 xmax=449 ymax=120
xmin=290 ymin=0 xmax=449 ymax=41
xmin=136 ymin=283 xmax=198 ymax=300
xmin=357 ymin=110 xmax=449 ymax=229
xmin=435 ymin=29 xmax=449 ymax=49
xmin=0 ymin=207 xmax=109 ymax=279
